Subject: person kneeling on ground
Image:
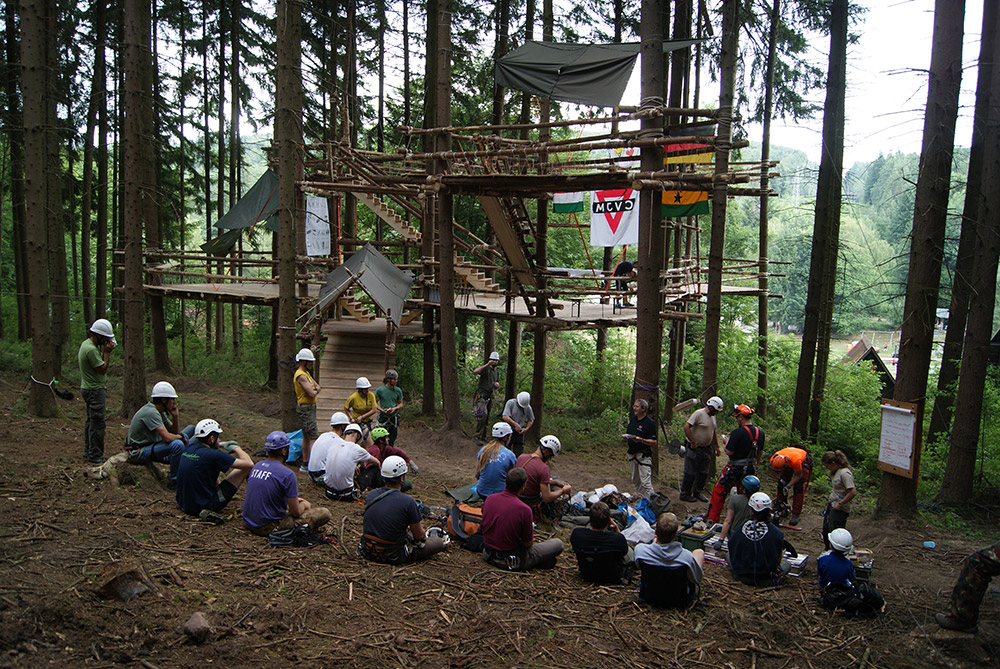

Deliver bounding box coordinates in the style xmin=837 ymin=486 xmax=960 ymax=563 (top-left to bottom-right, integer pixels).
xmin=323 ymin=423 xmax=379 ymax=501
xmin=570 ymin=501 xmax=632 ymax=584
xmin=727 ymin=492 xmax=790 ymax=587
xmin=480 ymin=467 xmax=564 ymax=571
xmin=818 ymin=528 xmax=884 ymax=617
xmin=242 ymin=431 xmax=332 ymax=536
xmin=357 ymin=427 xmax=417 ymax=492
xmin=936 ymin=540 xmax=1000 ymax=634
xmin=125 ymin=381 xmax=194 ymax=487
xmin=634 ymin=512 xmax=705 ymax=605
xmin=359 ymin=456 xmax=446 ymax=564
xmin=176 ymin=419 xmax=254 ymax=523
xmin=515 ymin=435 xmax=572 ymax=524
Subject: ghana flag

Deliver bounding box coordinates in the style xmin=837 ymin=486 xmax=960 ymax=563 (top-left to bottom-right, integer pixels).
xmin=662 ymin=189 xmax=710 ymax=217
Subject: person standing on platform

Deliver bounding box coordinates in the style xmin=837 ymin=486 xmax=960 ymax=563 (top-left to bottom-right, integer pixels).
xmin=375 ymin=370 xmax=404 ymax=446
xmin=680 ymin=396 xmax=722 ymax=502
xmin=79 ymin=318 xmax=116 ymax=464
xmin=293 ymin=348 xmax=321 ymax=470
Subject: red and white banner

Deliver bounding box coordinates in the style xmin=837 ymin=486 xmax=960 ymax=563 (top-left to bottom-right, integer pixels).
xmin=589 ymin=188 xmax=639 ymax=247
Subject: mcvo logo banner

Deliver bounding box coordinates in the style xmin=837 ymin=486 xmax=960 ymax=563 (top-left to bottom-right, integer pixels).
xmin=590 ymin=189 xmax=639 ymax=247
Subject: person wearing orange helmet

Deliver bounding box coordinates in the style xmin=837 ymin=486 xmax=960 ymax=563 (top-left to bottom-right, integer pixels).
xmin=706 ymin=404 xmax=764 ymax=523
xmin=769 ymin=446 xmax=813 ymax=526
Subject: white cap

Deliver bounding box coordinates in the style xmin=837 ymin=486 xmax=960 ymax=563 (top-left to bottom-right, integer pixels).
xmin=489 ymin=351 xmax=500 ymax=361
xmin=356 ymin=377 xmax=371 ymax=389
xmin=540 ymin=435 xmax=561 ymax=455
xmin=295 ymin=348 xmax=315 ymax=362
xmin=380 ymin=455 xmax=408 ymax=478
xmin=151 ymin=381 xmax=178 ymax=399
xmin=517 ymin=391 xmax=530 ymax=408
xmin=90 ymin=318 xmax=115 ymax=342
xmin=344 ymin=423 xmax=362 ymax=435
xmin=194 ymin=418 xmax=222 ymax=438
xmin=706 ymin=396 xmax=723 ymax=411
xmin=330 ymin=411 xmax=350 ymax=426
xmin=748 ymin=492 xmax=772 ymax=512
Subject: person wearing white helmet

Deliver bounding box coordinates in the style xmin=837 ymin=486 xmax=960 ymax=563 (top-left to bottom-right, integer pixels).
xmin=322 ymin=423 xmax=379 ymax=501
xmin=306 ymin=411 xmax=351 ymax=485
xmin=475 ymin=422 xmax=517 ymax=497
xmin=680 ymin=396 xmax=723 ymax=502
xmin=726 ymin=492 xmax=791 ymax=587
xmin=501 ymin=391 xmax=534 ymax=457
xmin=175 ymin=418 xmax=253 ymax=522
xmin=78 ymin=318 xmax=117 ymax=463
xmin=374 ymin=370 xmax=404 ymax=446
xmin=345 ymin=376 xmax=378 ymax=437
xmin=359 ymin=456 xmax=447 ymax=564
xmin=125 ymin=381 xmax=194 ymax=487
xmin=357 ymin=426 xmax=417 ymax=493
xmin=293 ymin=347 xmax=321 ymax=470
xmin=514 ymin=435 xmax=572 ymax=524
xmin=241 ymin=431 xmax=331 ymax=537
xmin=623 ymin=398 xmax=657 ymax=500
xmin=472 ymin=352 xmax=501 ymax=440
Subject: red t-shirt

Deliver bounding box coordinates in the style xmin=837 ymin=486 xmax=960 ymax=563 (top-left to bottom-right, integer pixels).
xmin=480 ymin=489 xmax=533 ymax=552
xmin=515 ymin=453 xmax=551 ymax=499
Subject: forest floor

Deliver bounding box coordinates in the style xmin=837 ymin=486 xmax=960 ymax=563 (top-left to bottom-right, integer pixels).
xmin=0 ymin=368 xmax=997 ymax=668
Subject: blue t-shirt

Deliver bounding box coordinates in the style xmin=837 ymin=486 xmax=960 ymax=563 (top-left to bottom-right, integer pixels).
xmin=176 ymin=443 xmax=235 ymax=515
xmin=362 ymin=488 xmax=421 ymax=542
xmin=242 ymin=459 xmax=299 ymax=528
xmin=817 ymin=552 xmax=855 ymax=590
xmin=476 ymin=445 xmax=517 ymax=496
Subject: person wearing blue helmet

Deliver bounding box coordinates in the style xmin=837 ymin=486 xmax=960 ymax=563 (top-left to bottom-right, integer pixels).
xmin=714 ymin=474 xmax=761 ymax=549
xmin=242 ymin=430 xmax=331 ymax=536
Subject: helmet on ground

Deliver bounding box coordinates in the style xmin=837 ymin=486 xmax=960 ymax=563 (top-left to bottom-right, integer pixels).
xmin=381 ymin=455 xmax=408 ymax=478
xmin=748 ymin=492 xmax=772 ymax=512
xmin=151 ymin=381 xmax=178 ymax=399
xmin=265 ymin=431 xmax=290 ymax=451
xmin=356 ymin=376 xmax=372 ymax=389
xmin=90 ymin=318 xmax=114 ymax=339
xmin=741 ymin=475 xmax=761 ymax=495
xmin=330 ymin=411 xmax=350 ymax=426
xmin=384 ymin=369 xmax=398 ymax=379
xmin=295 ymin=348 xmax=315 ymax=362
xmin=540 ymin=435 xmax=561 ymax=455
xmin=344 ymin=423 xmax=362 ymax=436
xmin=491 ymin=422 xmax=513 ymax=438
xmin=371 ymin=426 xmax=390 ymax=441
xmin=194 ymin=418 xmax=222 ymax=439
xmin=706 ymin=396 xmax=723 ymax=411
xmin=769 ymin=453 xmax=790 ymax=472
xmin=517 ymin=391 xmax=530 ymax=408
xmin=829 ymin=528 xmax=854 ymax=552
xmin=733 ymin=404 xmax=754 ymax=417
xmin=489 ymin=351 xmax=500 ymax=361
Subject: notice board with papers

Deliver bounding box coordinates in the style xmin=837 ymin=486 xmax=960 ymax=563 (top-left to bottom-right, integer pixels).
xmin=878 ymin=399 xmax=919 ymax=478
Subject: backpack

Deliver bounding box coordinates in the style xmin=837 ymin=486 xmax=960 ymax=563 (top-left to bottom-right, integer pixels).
xmin=268 ymin=525 xmax=331 ymax=548
xmin=822 ymin=581 xmax=885 ymax=618
xmin=446 ymin=503 xmax=483 ymax=540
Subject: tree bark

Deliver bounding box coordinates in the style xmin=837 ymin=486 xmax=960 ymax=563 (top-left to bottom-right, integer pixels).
xmin=276 ymin=0 xmax=303 ymax=431
xmin=215 ymin=11 xmax=226 ymax=354
xmin=20 ymin=0 xmax=55 ymax=416
xmin=879 ymin=0 xmax=965 ymax=517
xmin=5 ymin=1 xmax=28 ymax=339
xmin=81 ymin=32 xmax=100 ymax=327
xmin=230 ymin=0 xmax=242 ymax=356
xmin=95 ymin=0 xmax=108 ymax=318
xmin=202 ymin=3 xmax=212 ymax=351
xmin=45 ymin=0 xmax=68 ymax=378
xmin=926 ymin=0 xmax=997 ymax=450
xmin=421 ymin=0 xmax=438 ymax=416
xmin=937 ymin=1 xmax=1000 ymax=503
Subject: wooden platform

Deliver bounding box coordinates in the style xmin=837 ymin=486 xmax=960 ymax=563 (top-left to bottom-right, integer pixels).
xmin=143 ymin=281 xmax=320 ymax=305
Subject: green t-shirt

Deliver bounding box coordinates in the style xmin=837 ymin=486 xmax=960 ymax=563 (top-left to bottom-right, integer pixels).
xmin=78 ymin=338 xmax=107 ymax=390
xmin=127 ymin=402 xmax=167 ymax=446
xmin=375 ymin=384 xmax=403 ymax=410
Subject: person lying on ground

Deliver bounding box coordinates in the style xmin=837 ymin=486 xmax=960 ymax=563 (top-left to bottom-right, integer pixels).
xmin=307 ymin=411 xmax=350 ymax=485
xmin=323 ymin=423 xmax=379 ymax=501
xmin=242 ymin=431 xmax=331 ymax=536
xmin=475 ymin=422 xmax=517 ymax=497
xmin=359 ymin=456 xmax=447 ymax=564
xmin=357 ymin=427 xmax=416 ymax=492
xmin=175 ymin=419 xmax=253 ymax=523
xmin=570 ymin=501 xmax=632 ymax=584
xmin=125 ymin=381 xmax=194 ymax=488
xmin=480 ymin=467 xmax=564 ymax=571
xmin=515 ymin=435 xmax=572 ymax=523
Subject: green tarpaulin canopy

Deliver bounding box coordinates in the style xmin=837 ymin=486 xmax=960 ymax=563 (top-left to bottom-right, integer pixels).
xmin=216 ymin=169 xmax=279 ymax=232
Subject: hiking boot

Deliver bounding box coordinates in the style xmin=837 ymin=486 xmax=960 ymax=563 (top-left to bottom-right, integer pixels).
xmin=789 ymin=514 xmax=800 ymax=526
xmin=935 ymin=613 xmax=977 ymax=634
xmin=199 ymin=509 xmax=228 ymax=525
xmin=679 ymin=494 xmax=695 ymax=502
xmin=85 ymin=456 xmax=106 ymax=465
xmin=695 ymin=492 xmax=709 ymax=503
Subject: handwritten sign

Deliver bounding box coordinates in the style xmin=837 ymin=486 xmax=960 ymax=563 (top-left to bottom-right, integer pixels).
xmin=878 ymin=399 xmax=918 ymax=478
xmin=304 ymin=195 xmax=331 ymax=257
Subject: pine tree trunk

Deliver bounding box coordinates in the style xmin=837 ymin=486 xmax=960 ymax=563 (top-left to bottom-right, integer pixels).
xmin=20 ymin=0 xmax=56 ymax=416
xmin=81 ymin=45 xmax=99 ymax=327
xmin=45 ymin=0 xmax=68 ymax=378
xmin=121 ymin=0 xmax=148 ymax=418
xmin=927 ymin=0 xmax=997 ymax=450
xmin=937 ymin=2 xmax=1000 ymax=503
xmin=215 ymin=16 xmax=226 ymax=354
xmin=5 ymin=2 xmax=28 ymax=340
xmin=230 ymin=0 xmax=242 ymax=357
xmin=421 ymin=0 xmax=438 ymax=416
xmin=95 ymin=0 xmax=108 ymax=318
xmin=879 ymin=0 xmax=965 ymax=517
xmin=276 ymin=0 xmax=303 ymax=430
xmin=202 ymin=3 xmax=212 ymax=351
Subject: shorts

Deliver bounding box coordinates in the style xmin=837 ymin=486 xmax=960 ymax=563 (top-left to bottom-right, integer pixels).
xmin=204 ymin=480 xmax=238 ymax=512
xmin=296 ymin=403 xmax=319 ymax=440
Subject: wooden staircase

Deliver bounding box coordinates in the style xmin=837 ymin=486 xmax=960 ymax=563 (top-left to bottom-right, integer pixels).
xmin=338 ymin=292 xmax=375 ymax=322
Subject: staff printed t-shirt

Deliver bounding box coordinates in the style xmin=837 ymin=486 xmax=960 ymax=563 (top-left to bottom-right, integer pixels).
xmin=293 ymin=368 xmax=318 ymax=405
xmin=243 ymin=459 xmax=299 ymax=528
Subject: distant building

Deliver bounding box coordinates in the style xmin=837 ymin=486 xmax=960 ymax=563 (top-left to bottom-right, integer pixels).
xmin=844 ymin=336 xmax=895 ymax=399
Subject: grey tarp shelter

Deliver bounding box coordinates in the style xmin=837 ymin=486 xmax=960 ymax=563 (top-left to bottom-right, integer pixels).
xmin=495 ymin=40 xmax=703 ymax=108
xmin=302 ymin=243 xmax=415 ymax=326
xmin=215 ymin=169 xmax=280 ymax=232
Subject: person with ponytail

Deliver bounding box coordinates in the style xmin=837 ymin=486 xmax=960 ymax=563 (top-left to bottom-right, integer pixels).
xmin=475 ymin=422 xmax=518 ymax=497
xmin=820 ymin=450 xmax=856 ymax=551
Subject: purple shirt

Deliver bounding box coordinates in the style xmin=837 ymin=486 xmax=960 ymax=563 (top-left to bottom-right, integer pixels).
xmin=242 ymin=459 xmax=299 ymax=528
xmin=480 ymin=489 xmax=533 ymax=552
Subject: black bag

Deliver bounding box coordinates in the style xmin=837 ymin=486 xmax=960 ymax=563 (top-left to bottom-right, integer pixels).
xmin=821 ymin=581 xmax=884 ymax=618
xmin=268 ymin=525 xmax=331 ymax=548
xmin=648 ymin=492 xmax=671 ymax=518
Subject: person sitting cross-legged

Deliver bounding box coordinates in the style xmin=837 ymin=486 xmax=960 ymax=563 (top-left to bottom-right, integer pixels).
xmin=242 ymin=431 xmax=332 ymax=537
xmin=323 ymin=423 xmax=379 ymax=501
xmin=570 ymin=501 xmax=633 ymax=584
xmin=357 ymin=427 xmax=417 ymax=492
xmin=480 ymin=467 xmax=564 ymax=571
xmin=727 ymin=492 xmax=790 ymax=587
xmin=306 ymin=412 xmax=351 ymax=486
xmin=176 ymin=419 xmax=254 ymax=523
xmin=634 ymin=512 xmax=704 ymax=606
xmin=359 ymin=456 xmax=447 ymax=564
